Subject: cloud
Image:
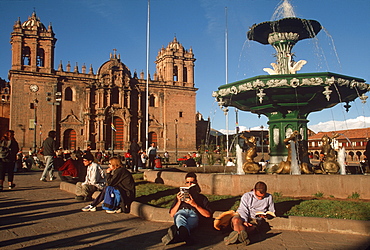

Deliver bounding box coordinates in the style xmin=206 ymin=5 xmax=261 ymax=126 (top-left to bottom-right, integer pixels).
xmin=218 ymin=116 xmax=370 ymax=135
xmin=308 ymin=116 xmax=370 ymax=133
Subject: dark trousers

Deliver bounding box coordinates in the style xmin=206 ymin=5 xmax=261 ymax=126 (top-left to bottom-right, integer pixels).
xmin=131 ymin=154 xmax=139 ymax=172
xmin=149 ymin=154 xmax=156 ymax=169
xmin=0 ymin=161 xmax=15 ymax=183
xmin=91 ymin=186 xmax=107 ymax=207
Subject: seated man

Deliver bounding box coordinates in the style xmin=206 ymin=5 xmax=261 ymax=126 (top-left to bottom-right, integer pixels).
xmin=182 ymin=154 xmax=196 ymax=167
xmin=82 ymin=157 xmax=135 ymax=213
xmin=75 ymin=153 xmax=106 ymax=201
xmin=162 ymin=172 xmax=213 ymax=245
xmin=225 ymin=181 xmax=275 ymax=246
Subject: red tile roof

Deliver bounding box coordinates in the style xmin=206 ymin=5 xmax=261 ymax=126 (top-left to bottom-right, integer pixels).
xmin=308 ymin=127 xmax=370 ymax=140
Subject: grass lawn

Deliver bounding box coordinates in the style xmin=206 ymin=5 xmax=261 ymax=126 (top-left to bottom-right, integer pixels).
xmin=133 ymin=173 xmax=370 ymax=221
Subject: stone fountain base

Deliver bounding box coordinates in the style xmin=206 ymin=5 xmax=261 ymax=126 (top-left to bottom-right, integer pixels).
xmin=144 ymin=168 xmax=370 ymax=199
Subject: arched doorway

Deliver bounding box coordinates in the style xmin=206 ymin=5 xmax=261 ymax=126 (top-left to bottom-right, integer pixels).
xmin=149 ymin=132 xmax=157 ymax=145
xmin=63 ymin=129 xmax=76 ymax=150
xmin=106 ymin=116 xmax=124 ymax=150
xmin=115 ymin=117 xmax=124 ymax=150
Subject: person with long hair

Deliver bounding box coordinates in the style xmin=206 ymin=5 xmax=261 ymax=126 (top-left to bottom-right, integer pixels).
xmin=82 ymin=157 xmax=135 ymax=213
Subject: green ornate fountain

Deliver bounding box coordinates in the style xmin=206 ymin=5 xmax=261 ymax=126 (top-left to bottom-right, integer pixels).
xmin=213 ymin=15 xmax=369 ymax=168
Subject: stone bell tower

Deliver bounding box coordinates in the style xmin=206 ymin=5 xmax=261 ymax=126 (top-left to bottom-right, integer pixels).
xmin=9 ymin=12 xmax=58 ymax=150
xmin=155 ymin=37 xmax=195 ymax=87
xmin=10 ymin=11 xmax=56 ymax=74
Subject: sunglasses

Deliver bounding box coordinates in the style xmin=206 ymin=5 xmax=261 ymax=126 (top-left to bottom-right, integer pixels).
xmin=185 ymin=181 xmax=197 ymax=184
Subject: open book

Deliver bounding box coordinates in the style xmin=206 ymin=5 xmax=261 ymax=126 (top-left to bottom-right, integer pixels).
xmin=255 ymin=211 xmax=276 ymax=218
xmin=179 ymin=184 xmax=197 ymax=201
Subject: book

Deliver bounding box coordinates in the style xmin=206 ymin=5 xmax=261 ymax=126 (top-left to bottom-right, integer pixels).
xmin=255 ymin=211 xmax=276 ymax=218
xmin=179 ymin=184 xmax=196 ymax=201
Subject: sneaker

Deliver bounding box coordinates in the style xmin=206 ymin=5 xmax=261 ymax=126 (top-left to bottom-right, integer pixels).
xmin=105 ymin=208 xmax=122 ymax=214
xmin=161 ymin=225 xmax=177 ymax=245
xmin=40 ymin=178 xmax=47 ymax=182
xmin=238 ymin=230 xmax=250 ymax=245
xmin=9 ymin=184 xmax=16 ymax=190
xmin=50 ymin=176 xmax=56 ymax=181
xmin=81 ymin=205 xmax=96 ymax=212
xmin=224 ymin=231 xmax=239 ymax=245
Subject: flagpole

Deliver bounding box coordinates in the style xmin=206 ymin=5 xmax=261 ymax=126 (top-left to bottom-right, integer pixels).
xmin=225 ymin=7 xmax=229 ymax=158
xmin=145 ymin=0 xmax=150 ymax=151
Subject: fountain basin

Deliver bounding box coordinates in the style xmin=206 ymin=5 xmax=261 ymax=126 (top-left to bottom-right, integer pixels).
xmin=144 ymin=170 xmax=370 ymax=199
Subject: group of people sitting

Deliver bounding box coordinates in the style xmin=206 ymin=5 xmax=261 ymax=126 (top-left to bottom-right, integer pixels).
xmin=161 ymin=174 xmax=275 ymax=246
xmin=58 ymin=148 xmax=275 ymax=246
xmin=68 ymin=153 xmax=136 ymax=214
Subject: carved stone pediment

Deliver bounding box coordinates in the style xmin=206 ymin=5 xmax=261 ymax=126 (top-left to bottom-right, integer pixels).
xmin=60 ymin=112 xmax=83 ymax=125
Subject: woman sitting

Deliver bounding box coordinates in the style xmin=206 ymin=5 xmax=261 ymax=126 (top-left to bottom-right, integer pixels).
xmin=58 ymin=153 xmax=79 ymax=184
xmin=82 ymin=157 xmax=136 ymax=213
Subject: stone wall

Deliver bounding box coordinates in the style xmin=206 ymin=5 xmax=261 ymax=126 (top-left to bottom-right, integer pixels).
xmin=144 ymin=170 xmax=370 ymax=199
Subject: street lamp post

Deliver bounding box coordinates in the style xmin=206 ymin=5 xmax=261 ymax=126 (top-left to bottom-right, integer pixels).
xmin=33 ymin=98 xmax=39 ymax=154
xmin=175 ymin=119 xmax=178 ymax=161
xmin=260 ymin=125 xmax=264 ymax=159
xmin=110 ymin=106 xmax=115 ymax=156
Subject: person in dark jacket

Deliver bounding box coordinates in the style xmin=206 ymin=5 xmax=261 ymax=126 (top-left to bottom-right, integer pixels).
xmin=0 ymin=130 xmax=20 ymax=190
xmin=81 ymin=156 xmax=135 ymax=213
xmin=58 ymin=153 xmax=79 ymax=184
xmin=40 ymin=131 xmax=58 ymax=182
xmin=129 ymin=139 xmax=141 ymax=173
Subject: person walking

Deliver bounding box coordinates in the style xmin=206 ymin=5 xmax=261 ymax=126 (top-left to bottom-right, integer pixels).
xmin=40 ymin=130 xmax=58 ymax=182
xmin=147 ymin=142 xmax=157 ymax=169
xmin=129 ymin=139 xmax=141 ymax=173
xmin=0 ymin=130 xmax=20 ymax=190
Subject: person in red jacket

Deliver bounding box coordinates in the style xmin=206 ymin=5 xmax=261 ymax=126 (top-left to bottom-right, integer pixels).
xmin=58 ymin=153 xmax=79 ymax=184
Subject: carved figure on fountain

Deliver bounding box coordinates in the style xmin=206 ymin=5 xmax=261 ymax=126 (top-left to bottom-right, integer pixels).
xmin=240 ymin=134 xmax=261 ymax=174
xmin=320 ymin=134 xmax=340 ymax=174
xmin=274 ymin=130 xmax=312 ymax=174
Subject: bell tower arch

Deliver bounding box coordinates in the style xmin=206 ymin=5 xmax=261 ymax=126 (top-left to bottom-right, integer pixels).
xmin=155 ymin=37 xmax=195 ymax=87
xmin=10 ymin=12 xmax=56 ymax=73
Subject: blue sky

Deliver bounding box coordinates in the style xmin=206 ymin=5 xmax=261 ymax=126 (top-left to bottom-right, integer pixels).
xmin=1 ymin=0 xmax=369 ymax=133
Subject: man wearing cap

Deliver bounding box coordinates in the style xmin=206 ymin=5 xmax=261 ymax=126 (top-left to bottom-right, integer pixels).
xmin=75 ymin=153 xmax=106 ymax=201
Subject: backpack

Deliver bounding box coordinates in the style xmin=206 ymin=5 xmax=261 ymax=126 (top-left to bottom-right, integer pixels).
xmin=0 ymin=140 xmax=10 ymax=159
xmin=102 ymin=186 xmax=121 ymax=211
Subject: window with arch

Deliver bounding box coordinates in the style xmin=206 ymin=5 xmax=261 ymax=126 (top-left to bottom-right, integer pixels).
xmin=149 ymin=94 xmax=156 ymax=107
xmin=22 ymin=46 xmax=31 ymax=66
xmin=111 ymin=87 xmax=119 ymax=104
xmin=173 ymin=65 xmax=178 ymax=81
xmin=65 ymin=87 xmax=73 ymax=101
xmin=37 ymin=48 xmax=44 ymax=67
xmin=183 ymin=66 xmax=188 ymax=83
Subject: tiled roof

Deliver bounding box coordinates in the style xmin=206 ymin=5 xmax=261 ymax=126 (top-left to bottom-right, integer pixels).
xmin=308 ymin=127 xmax=370 ymax=140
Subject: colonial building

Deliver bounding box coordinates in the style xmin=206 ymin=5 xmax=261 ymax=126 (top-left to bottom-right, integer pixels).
xmin=308 ymin=127 xmax=370 ymax=162
xmin=9 ymin=12 xmax=198 ymax=153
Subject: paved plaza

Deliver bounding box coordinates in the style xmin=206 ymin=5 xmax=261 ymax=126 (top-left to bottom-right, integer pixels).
xmin=0 ymin=170 xmax=369 ymax=249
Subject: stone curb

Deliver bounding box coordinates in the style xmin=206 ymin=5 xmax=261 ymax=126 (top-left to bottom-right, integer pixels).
xmin=60 ymin=182 xmax=370 ymax=236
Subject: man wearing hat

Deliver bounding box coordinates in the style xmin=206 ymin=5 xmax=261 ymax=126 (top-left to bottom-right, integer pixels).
xmin=75 ymin=153 xmax=106 ymax=201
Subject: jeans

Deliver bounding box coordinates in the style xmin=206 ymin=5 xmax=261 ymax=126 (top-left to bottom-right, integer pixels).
xmin=41 ymin=155 xmax=54 ymax=180
xmin=174 ymin=209 xmax=199 ymax=234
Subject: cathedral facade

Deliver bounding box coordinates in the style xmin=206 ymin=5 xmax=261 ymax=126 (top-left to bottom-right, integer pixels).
xmin=9 ymin=12 xmax=197 ymax=153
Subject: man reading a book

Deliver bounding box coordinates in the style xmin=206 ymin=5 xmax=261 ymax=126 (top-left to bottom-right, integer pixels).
xmin=225 ymin=181 xmax=275 ymax=245
xmin=162 ymin=172 xmax=213 ymax=246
